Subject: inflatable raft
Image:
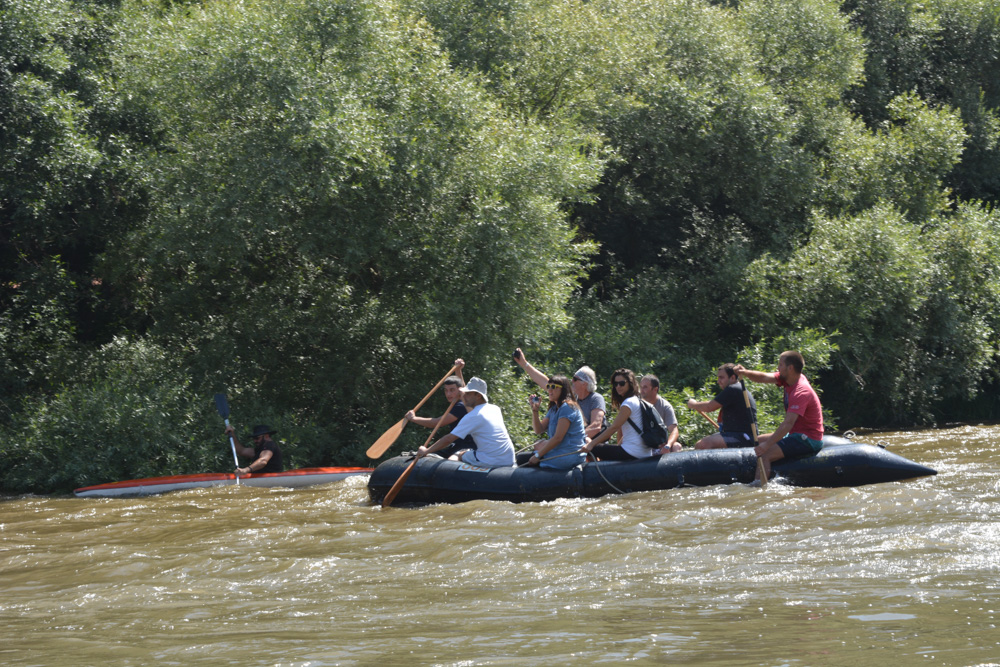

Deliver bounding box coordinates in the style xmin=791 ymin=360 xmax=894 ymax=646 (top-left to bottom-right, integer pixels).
xmin=367 ymin=436 xmax=936 ymax=506
xmin=74 ymin=466 xmax=373 ymax=498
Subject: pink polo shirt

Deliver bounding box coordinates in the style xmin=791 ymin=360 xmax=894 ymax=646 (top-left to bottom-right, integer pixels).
xmin=774 ymin=372 xmax=824 ymax=441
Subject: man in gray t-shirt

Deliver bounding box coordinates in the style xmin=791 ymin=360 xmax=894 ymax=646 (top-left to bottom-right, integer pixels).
xmin=640 ymin=374 xmax=680 ymax=451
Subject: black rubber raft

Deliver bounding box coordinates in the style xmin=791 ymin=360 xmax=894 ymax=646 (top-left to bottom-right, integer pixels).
xmin=367 ymin=435 xmax=936 ymax=506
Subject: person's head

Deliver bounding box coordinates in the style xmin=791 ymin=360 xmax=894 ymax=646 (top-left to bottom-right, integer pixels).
xmin=609 ymin=368 xmax=637 ymax=409
xmin=639 ymin=374 xmax=660 ymax=402
xmin=443 ymin=375 xmax=465 ymax=403
xmin=250 ymin=424 xmax=276 ymax=444
xmin=717 ymin=363 xmax=739 ymax=389
xmin=544 ymin=375 xmax=575 ymax=410
xmin=460 ymin=377 xmax=489 ymax=407
xmin=572 ymin=366 xmax=597 ymax=398
xmin=777 ymin=351 xmax=804 ymax=380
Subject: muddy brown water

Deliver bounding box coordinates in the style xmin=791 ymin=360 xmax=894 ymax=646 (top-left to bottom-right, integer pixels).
xmin=2 ymin=426 xmax=998 ymax=665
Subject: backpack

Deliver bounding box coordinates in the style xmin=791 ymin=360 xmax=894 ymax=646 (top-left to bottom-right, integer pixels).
xmin=627 ymin=399 xmax=668 ymax=449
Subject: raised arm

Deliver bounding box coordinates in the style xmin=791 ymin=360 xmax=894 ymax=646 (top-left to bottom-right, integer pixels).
xmin=733 ymin=365 xmax=778 ymax=385
xmin=513 ymin=348 xmax=549 ymax=390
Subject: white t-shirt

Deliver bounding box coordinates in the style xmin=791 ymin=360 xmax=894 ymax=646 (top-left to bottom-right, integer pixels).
xmin=449 ymin=403 xmax=516 ymax=467
xmin=619 ymin=395 xmax=658 ymax=458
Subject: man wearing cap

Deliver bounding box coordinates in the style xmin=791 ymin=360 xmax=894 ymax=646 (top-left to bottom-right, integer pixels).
xmin=416 ymin=377 xmax=516 ymax=467
xmin=513 ymin=348 xmax=607 ymax=439
xmin=226 ymin=424 xmax=284 ymax=475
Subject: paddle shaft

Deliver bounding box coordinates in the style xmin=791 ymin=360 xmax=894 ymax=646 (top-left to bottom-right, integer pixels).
xmin=214 ymin=393 xmax=241 ymax=486
xmin=692 ymin=407 xmax=719 ymax=429
xmin=366 ymin=364 xmax=460 ymax=459
xmin=739 ymin=378 xmax=766 ymax=488
xmin=382 ymin=397 xmax=459 ymax=507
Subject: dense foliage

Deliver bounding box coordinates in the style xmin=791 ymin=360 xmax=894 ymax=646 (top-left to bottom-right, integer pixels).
xmin=3 ymin=0 xmax=1000 ymax=493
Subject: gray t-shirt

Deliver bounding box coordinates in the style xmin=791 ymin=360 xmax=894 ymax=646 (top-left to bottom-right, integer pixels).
xmin=578 ymin=392 xmax=608 ymax=431
xmin=652 ymin=396 xmax=678 ymax=427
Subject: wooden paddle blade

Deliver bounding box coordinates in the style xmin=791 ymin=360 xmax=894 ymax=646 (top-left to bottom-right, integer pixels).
xmin=366 ymin=418 xmax=408 ymax=459
xmin=756 ymin=456 xmax=768 ymax=489
xmin=382 ymin=456 xmax=419 ymax=507
xmin=214 ymin=393 xmax=230 ymax=419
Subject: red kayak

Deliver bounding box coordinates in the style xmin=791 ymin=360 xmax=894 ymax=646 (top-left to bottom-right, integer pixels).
xmin=73 ymin=466 xmax=373 ymax=498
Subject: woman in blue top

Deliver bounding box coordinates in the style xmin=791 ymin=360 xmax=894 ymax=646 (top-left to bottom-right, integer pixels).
xmin=524 ymin=375 xmax=588 ymax=469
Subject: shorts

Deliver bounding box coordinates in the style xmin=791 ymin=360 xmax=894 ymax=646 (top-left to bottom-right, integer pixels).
xmin=459 ymin=449 xmax=510 ymax=468
xmin=776 ymin=433 xmax=824 ymax=460
xmin=721 ymin=431 xmax=754 ymax=448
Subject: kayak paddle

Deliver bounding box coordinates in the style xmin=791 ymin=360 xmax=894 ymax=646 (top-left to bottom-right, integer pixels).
xmin=214 ymin=393 xmax=241 ymax=486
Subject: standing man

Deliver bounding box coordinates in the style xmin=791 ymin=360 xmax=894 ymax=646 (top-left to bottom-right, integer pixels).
xmin=416 ymin=377 xmax=516 ymax=467
xmin=735 ymin=351 xmax=824 ymax=483
xmin=512 ymin=348 xmax=607 ymax=439
xmin=404 ymin=358 xmax=471 ymax=458
xmin=688 ymin=363 xmax=757 ymax=449
xmin=639 ymin=374 xmax=681 ymax=453
xmin=228 ymin=424 xmax=284 ymax=476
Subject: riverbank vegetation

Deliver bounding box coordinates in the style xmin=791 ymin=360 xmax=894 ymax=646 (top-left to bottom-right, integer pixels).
xmin=4 ymin=0 xmax=1000 ymax=493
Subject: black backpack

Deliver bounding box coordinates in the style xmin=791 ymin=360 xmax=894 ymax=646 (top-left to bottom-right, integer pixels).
xmin=627 ymin=399 xmax=668 ymax=449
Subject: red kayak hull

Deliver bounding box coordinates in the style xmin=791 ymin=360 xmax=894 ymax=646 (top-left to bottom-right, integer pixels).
xmin=73 ymin=466 xmax=373 ymax=498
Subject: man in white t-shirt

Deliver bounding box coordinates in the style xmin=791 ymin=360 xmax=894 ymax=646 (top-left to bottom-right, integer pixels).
xmin=416 ymin=377 xmax=516 ymax=467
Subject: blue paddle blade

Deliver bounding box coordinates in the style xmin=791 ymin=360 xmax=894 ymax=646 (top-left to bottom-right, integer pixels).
xmin=214 ymin=393 xmax=230 ymax=419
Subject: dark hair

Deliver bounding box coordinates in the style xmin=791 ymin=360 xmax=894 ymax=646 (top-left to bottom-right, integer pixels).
xmin=443 ymin=376 xmax=465 ymax=388
xmin=779 ymin=350 xmax=805 ymax=373
xmin=641 ymin=374 xmax=660 ymax=389
xmin=719 ymin=363 xmax=737 ymax=379
xmin=609 ymin=368 xmax=637 ymax=410
xmin=546 ymin=375 xmax=577 ymax=411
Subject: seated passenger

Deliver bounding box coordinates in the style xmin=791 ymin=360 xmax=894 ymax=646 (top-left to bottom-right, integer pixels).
xmin=688 ymin=363 xmax=758 ymax=449
xmin=513 ymin=348 xmax=607 ymax=439
xmin=523 ymin=375 xmax=588 ymax=469
xmin=416 ymin=377 xmax=515 ymax=467
xmin=404 ymin=358 xmax=475 ymax=458
xmin=583 ymin=369 xmax=659 ymax=461
xmin=639 ymin=374 xmax=681 ymax=453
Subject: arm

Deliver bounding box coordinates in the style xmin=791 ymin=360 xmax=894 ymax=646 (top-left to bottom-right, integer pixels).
xmin=757 ymin=410 xmax=799 ymax=449
xmin=454 ymin=358 xmax=465 ymax=385
xmin=583 ymin=405 xmax=632 ymax=451
xmin=225 ymin=425 xmax=255 ymax=458
xmin=513 ymin=348 xmax=549 ymax=390
xmin=686 ymin=398 xmax=722 ymax=413
xmin=665 ymin=423 xmax=679 ymax=448
xmin=584 ymin=408 xmax=605 ymax=438
xmin=525 ymin=416 xmax=572 ymax=466
xmin=405 ymin=410 xmax=458 ymax=429
xmin=416 ymin=433 xmax=459 ymax=458
xmin=530 ymin=398 xmax=550 ymax=435
xmin=733 ymin=365 xmax=777 ymax=384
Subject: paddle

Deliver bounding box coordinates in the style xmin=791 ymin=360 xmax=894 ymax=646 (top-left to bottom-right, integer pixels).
xmin=691 ymin=406 xmax=719 ymax=429
xmin=214 ymin=393 xmax=241 ymax=486
xmin=366 ymin=364 xmax=459 ymax=459
xmin=381 ymin=397 xmax=458 ymax=507
xmin=737 ymin=378 xmax=766 ymax=489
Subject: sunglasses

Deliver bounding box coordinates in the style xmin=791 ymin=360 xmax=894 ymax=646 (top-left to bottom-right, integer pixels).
xmin=613 ymin=380 xmax=629 ymax=387
xmin=545 ymin=382 xmax=561 ymax=391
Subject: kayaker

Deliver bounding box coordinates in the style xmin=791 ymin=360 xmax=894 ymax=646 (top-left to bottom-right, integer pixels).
xmin=523 ymin=375 xmax=588 ymax=469
xmin=416 ymin=377 xmax=516 ymax=467
xmin=639 ymin=374 xmax=681 ymax=453
xmin=734 ymin=351 xmax=824 ymax=483
xmin=583 ymin=368 xmax=659 ymax=461
xmin=689 ymin=363 xmax=758 ymax=449
xmin=404 ymin=358 xmax=473 ymax=458
xmin=512 ymin=348 xmax=607 ymax=439
xmin=228 ymin=424 xmax=284 ymax=475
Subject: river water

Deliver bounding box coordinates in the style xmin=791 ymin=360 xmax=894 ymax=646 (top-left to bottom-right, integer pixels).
xmin=2 ymin=425 xmax=998 ymax=666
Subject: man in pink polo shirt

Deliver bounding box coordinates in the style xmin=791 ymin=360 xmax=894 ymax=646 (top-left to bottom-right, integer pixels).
xmin=735 ymin=351 xmax=823 ymax=484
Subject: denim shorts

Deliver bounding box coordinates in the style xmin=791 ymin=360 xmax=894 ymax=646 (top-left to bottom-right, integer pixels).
xmin=720 ymin=431 xmax=754 ymax=448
